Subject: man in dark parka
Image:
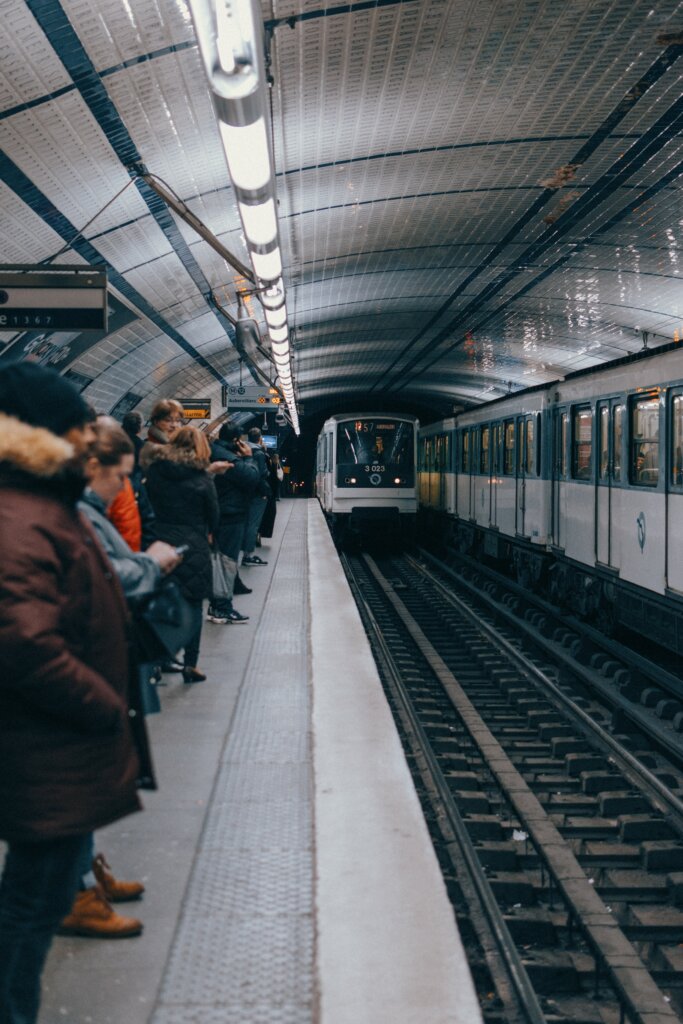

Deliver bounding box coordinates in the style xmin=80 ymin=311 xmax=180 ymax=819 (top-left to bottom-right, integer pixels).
xmin=0 ymin=362 xmax=143 ymax=1024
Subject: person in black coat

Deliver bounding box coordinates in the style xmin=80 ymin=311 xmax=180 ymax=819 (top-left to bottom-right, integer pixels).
xmin=208 ymin=422 xmax=260 ymax=623
xmin=145 ymin=427 xmax=220 ymax=683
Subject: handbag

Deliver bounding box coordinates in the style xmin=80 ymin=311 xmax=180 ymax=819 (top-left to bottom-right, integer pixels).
xmin=132 ymin=578 xmax=196 ymax=662
xmin=211 ymin=549 xmax=234 ymax=601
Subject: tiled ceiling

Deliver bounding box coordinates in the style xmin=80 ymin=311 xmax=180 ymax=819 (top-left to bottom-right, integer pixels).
xmin=0 ymin=0 xmax=681 ymax=425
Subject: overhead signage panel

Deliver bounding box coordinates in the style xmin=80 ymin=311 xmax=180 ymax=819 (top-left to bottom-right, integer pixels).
xmin=226 ymin=384 xmax=282 ymax=410
xmin=0 ymin=267 xmax=108 ymax=332
xmin=0 ymin=290 xmax=137 ymax=369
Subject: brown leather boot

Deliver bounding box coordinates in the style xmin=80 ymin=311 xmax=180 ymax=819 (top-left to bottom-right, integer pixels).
xmin=59 ymin=887 xmax=143 ymax=938
xmin=92 ymin=852 xmax=145 ymax=902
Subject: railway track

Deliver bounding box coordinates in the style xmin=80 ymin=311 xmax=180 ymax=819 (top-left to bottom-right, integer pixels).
xmin=435 ymin=546 xmax=683 ymax=770
xmin=342 ymin=551 xmax=683 ymax=1024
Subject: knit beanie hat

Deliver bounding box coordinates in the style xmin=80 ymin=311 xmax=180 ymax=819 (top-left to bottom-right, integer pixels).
xmin=0 ymin=361 xmax=90 ymax=436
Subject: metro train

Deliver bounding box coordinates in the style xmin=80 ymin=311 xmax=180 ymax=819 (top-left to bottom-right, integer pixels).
xmin=316 ymin=413 xmax=419 ymax=545
xmin=418 ymin=342 xmax=683 ymax=656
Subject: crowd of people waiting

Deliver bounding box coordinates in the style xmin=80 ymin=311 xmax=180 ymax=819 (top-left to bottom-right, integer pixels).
xmin=0 ymin=363 xmax=283 ymax=1024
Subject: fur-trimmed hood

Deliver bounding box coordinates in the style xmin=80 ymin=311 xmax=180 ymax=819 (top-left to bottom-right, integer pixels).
xmin=0 ymin=412 xmax=74 ymax=479
xmin=146 ymin=444 xmax=209 ymax=473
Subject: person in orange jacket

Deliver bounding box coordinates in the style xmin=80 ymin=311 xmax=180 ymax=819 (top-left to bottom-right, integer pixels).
xmin=107 ymin=474 xmax=142 ymax=551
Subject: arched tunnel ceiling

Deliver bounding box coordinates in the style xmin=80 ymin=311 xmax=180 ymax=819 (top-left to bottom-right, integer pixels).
xmin=0 ymin=0 xmax=681 ymax=428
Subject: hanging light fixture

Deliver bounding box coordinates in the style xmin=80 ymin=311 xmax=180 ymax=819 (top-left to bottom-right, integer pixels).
xmin=188 ymin=0 xmax=299 ymax=432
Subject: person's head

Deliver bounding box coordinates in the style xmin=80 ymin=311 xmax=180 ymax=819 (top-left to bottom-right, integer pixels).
xmin=218 ymin=421 xmax=241 ymax=446
xmin=122 ymin=411 xmax=143 ymax=438
xmin=149 ymin=399 xmax=183 ymax=437
xmin=248 ymin=427 xmax=262 ymax=445
xmin=172 ymin=425 xmax=211 ymax=465
xmin=0 ymin=361 xmax=96 ymax=469
xmin=86 ymin=419 xmax=135 ymax=507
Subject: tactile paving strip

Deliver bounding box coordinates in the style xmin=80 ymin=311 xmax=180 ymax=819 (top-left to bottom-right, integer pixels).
xmin=151 ymin=503 xmax=314 ymax=1023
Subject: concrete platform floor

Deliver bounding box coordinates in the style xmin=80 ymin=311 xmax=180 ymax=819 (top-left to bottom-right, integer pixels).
xmin=25 ymin=498 xmax=481 ymax=1024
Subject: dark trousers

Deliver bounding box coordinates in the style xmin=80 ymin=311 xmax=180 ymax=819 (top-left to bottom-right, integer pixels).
xmin=243 ymin=496 xmax=268 ymax=555
xmin=0 ymin=833 xmax=92 ymax=1024
xmin=183 ymin=598 xmax=204 ymax=668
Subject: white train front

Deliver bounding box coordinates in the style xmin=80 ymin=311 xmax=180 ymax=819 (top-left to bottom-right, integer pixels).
xmin=418 ymin=343 xmax=683 ymax=656
xmin=316 ymin=413 xmax=419 ymax=544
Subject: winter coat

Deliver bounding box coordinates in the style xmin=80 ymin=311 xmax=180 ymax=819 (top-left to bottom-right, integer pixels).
xmin=144 ymin=446 xmax=220 ymax=601
xmin=0 ymin=414 xmax=142 ymax=843
xmin=139 ymin=424 xmax=170 ymax=472
xmin=107 ymin=476 xmax=142 ymax=551
xmin=210 ymin=440 xmax=260 ymax=522
xmin=249 ymin=442 xmax=272 ymax=498
xmin=79 ymin=489 xmax=161 ymax=601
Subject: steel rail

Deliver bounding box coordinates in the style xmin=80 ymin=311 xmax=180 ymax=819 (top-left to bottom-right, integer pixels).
xmin=417 ymin=552 xmax=683 ymax=806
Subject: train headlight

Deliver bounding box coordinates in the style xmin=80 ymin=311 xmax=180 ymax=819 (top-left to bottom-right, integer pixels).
xmin=394 ymin=477 xmax=401 ymax=484
xmin=347 ymin=477 xmax=357 ymax=484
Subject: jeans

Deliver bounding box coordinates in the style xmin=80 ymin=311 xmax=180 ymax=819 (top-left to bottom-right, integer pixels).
xmin=0 ymin=833 xmax=92 ymax=1024
xmin=243 ymin=496 xmax=268 ymax=556
xmin=183 ymin=599 xmax=204 ymax=669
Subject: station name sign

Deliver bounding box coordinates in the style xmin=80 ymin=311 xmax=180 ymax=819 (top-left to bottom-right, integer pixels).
xmin=225 ymin=384 xmax=282 ymax=410
xmin=179 ymin=399 xmax=211 ymax=420
xmin=0 ymin=266 xmax=108 ymax=332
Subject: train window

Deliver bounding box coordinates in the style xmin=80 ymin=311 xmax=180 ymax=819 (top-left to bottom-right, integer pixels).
xmin=598 ymin=406 xmax=609 ymax=480
xmin=558 ymin=412 xmax=568 ymax=477
xmin=613 ymin=405 xmax=623 ymax=482
xmin=480 ymin=426 xmax=490 ymax=473
xmin=672 ymin=395 xmax=683 ymax=487
xmin=572 ymin=407 xmax=592 ymax=480
xmin=525 ymin=418 xmax=535 ymax=476
xmin=517 ymin=421 xmax=525 ymax=473
xmin=462 ymin=430 xmax=470 ymax=472
xmin=492 ymin=423 xmax=501 ymax=474
xmin=630 ymin=393 xmax=659 ymax=487
xmin=503 ymin=420 xmax=514 ymax=474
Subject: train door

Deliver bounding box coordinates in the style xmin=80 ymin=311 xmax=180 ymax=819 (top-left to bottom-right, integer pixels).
xmin=667 ymin=391 xmax=683 ymax=592
xmin=515 ymin=416 xmax=526 ymax=536
xmin=595 ymin=400 xmax=623 ymax=568
xmin=479 ymin=425 xmax=491 ymax=525
xmin=551 ymin=408 xmax=568 ymax=548
xmin=464 ymin=429 xmax=475 ymax=519
xmin=325 ymin=430 xmax=334 ymax=507
xmin=490 ymin=422 xmax=501 ymax=527
xmin=437 ymin=433 xmax=447 ymax=509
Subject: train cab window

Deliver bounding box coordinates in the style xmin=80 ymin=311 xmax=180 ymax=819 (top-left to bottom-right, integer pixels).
xmin=462 ymin=430 xmax=470 ymax=472
xmin=613 ymin=405 xmax=624 ymax=482
xmin=503 ymin=420 xmax=514 ymax=474
xmin=672 ymin=394 xmax=683 ymax=487
xmin=598 ymin=406 xmax=609 ymax=480
xmin=480 ymin=426 xmax=490 ymax=473
xmin=572 ymin=407 xmax=592 ymax=480
xmin=630 ymin=394 xmax=659 ymax=487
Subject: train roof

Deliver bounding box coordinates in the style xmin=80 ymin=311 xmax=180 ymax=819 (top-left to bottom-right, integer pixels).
xmin=461 ymin=341 xmax=681 ymax=417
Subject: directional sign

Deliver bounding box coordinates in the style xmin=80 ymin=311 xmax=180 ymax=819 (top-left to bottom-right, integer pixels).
xmin=0 ymin=266 xmax=108 ymax=332
xmin=226 ymin=384 xmax=282 ymax=410
xmin=179 ymin=399 xmax=212 ymax=419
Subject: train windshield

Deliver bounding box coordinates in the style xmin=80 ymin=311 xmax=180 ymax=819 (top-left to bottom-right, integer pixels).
xmin=336 ymin=419 xmax=414 ymax=488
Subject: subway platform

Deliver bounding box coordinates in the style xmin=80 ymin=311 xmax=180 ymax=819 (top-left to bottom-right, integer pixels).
xmin=37 ymin=499 xmax=481 ymax=1024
